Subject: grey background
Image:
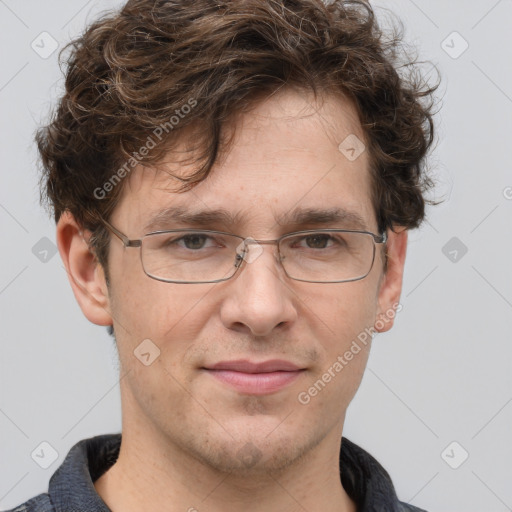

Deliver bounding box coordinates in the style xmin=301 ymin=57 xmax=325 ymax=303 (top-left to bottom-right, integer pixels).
xmin=1 ymin=1 xmax=511 ymax=511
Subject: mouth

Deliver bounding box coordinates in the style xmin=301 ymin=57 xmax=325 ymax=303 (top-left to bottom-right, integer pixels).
xmin=202 ymin=359 xmax=306 ymax=395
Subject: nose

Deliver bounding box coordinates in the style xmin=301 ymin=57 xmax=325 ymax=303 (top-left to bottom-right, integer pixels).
xmin=219 ymin=243 xmax=298 ymax=337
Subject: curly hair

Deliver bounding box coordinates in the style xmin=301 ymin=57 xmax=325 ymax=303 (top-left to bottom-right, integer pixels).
xmin=36 ymin=0 xmax=439 ymax=275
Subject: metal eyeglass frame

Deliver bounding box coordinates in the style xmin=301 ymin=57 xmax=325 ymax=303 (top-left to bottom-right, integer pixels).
xmin=98 ymin=217 xmax=388 ymax=284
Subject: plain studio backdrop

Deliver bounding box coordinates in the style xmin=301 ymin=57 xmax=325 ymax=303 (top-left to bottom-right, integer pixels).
xmin=1 ymin=1 xmax=511 ymax=511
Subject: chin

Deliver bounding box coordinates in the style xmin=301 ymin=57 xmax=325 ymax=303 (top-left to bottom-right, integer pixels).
xmin=179 ymin=417 xmax=327 ymax=477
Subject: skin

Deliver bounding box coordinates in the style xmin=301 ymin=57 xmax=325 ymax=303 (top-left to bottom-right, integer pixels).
xmin=57 ymin=87 xmax=407 ymax=512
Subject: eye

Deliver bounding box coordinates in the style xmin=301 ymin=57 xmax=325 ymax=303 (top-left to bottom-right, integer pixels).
xmin=293 ymin=233 xmax=349 ymax=250
xmin=156 ymin=232 xmax=221 ymax=251
xmin=301 ymin=233 xmax=334 ymax=249
xmin=177 ymin=234 xmax=212 ymax=250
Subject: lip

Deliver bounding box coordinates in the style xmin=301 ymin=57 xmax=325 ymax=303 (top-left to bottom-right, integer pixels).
xmin=207 ymin=359 xmax=302 ymax=373
xmin=203 ymin=359 xmax=305 ymax=395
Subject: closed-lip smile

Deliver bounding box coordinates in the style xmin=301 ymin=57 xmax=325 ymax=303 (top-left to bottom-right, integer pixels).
xmin=203 ymin=359 xmax=305 ymax=394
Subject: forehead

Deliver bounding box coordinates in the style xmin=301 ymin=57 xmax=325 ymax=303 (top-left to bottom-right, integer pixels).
xmin=114 ymin=88 xmax=376 ymax=233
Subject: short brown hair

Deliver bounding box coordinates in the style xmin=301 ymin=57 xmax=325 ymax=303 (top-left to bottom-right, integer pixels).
xmin=37 ymin=0 xmax=439 ymax=273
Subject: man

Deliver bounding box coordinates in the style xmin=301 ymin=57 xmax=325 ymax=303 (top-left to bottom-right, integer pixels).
xmin=9 ymin=0 xmax=437 ymax=510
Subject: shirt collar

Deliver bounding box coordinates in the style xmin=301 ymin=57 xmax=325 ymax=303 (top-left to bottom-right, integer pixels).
xmin=48 ymin=434 xmax=409 ymax=512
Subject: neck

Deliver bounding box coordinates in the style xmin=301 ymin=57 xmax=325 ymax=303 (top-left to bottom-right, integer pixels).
xmin=94 ymin=394 xmax=356 ymax=512
xmin=95 ymin=433 xmax=356 ymax=512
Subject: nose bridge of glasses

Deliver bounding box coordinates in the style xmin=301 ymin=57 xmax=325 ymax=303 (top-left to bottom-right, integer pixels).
xmin=249 ymin=239 xmax=280 ymax=251
xmin=234 ymin=237 xmax=283 ymax=268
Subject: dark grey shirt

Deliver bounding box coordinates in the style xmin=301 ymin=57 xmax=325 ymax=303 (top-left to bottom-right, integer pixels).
xmin=6 ymin=434 xmax=427 ymax=512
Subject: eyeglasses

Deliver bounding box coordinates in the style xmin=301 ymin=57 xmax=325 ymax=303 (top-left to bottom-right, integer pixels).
xmin=99 ymin=218 xmax=387 ymax=284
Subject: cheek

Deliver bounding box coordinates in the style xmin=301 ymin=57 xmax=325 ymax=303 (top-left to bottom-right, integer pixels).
xmin=296 ymin=342 xmax=371 ymax=427
xmin=110 ymin=283 xmax=205 ymax=418
xmin=303 ymin=281 xmax=378 ymax=344
xmin=109 ymin=273 xmax=218 ymax=372
xmin=110 ymin=271 xmax=187 ymax=333
xmin=298 ymin=283 xmax=376 ymax=408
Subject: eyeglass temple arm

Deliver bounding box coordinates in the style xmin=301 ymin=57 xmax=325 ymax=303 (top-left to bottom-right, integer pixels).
xmin=376 ymin=231 xmax=388 ymax=244
xmin=101 ymin=218 xmax=142 ymax=248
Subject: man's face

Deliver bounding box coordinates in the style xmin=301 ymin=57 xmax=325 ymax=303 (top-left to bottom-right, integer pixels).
xmin=101 ymin=88 xmax=391 ymax=473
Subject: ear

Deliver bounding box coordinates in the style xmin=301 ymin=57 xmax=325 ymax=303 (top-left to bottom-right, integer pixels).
xmin=56 ymin=211 xmax=113 ymax=327
xmin=374 ymin=227 xmax=408 ymax=333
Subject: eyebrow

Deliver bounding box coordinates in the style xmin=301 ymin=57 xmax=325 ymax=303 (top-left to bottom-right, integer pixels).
xmin=143 ymin=205 xmax=369 ymax=233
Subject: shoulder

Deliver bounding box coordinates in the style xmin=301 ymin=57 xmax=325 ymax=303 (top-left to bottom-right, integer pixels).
xmin=398 ymin=501 xmax=428 ymax=512
xmin=2 ymin=493 xmax=54 ymax=512
xmin=340 ymin=437 xmax=429 ymax=512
